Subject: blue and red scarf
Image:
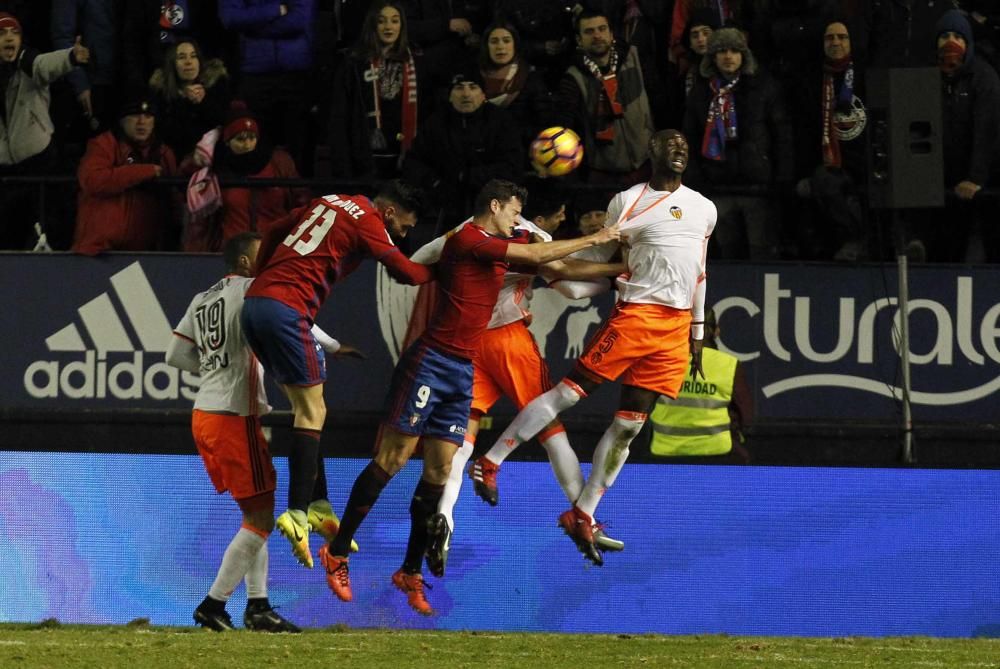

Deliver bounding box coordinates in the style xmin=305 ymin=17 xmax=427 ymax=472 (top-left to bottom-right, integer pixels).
xmin=702 ymin=76 xmax=739 ymax=161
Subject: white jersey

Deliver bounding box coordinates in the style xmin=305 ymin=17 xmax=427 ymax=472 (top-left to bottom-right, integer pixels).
xmin=173 ymin=275 xmax=271 ymax=416
xmin=583 ymin=182 xmax=715 ymax=309
xmin=411 ymin=216 xmax=550 ymax=330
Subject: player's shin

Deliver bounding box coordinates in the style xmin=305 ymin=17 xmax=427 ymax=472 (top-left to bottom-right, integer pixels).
xmin=287 ymin=428 xmax=322 ymax=513
xmin=439 ymin=439 xmax=474 ymax=532
xmin=402 ymin=478 xmax=445 ymax=573
xmin=539 ymin=426 xmax=585 ymax=502
xmin=575 ymin=411 xmax=647 ymax=518
xmin=208 ymin=526 xmax=268 ymax=603
xmin=329 ymin=461 xmax=391 ymax=556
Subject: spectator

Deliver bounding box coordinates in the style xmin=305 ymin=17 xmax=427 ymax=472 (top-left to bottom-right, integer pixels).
xmin=219 ymin=0 xmax=317 ymax=172
xmin=648 ymin=308 xmax=752 ymax=464
xmin=670 ymin=0 xmax=742 ymax=70
xmin=50 ymin=0 xmax=121 ymax=135
xmin=572 ymin=188 xmax=609 ymax=236
xmin=123 ymin=0 xmax=225 ymax=92
xmin=490 ymin=0 xmax=575 ymax=89
xmin=680 ymin=9 xmax=719 ymax=100
xmin=185 ymin=102 xmax=308 ymax=251
xmin=403 ymin=62 xmax=523 ymax=230
xmin=579 ymin=1 xmax=672 ymax=128
xmin=401 ymin=0 xmax=488 ymax=91
xmin=906 ymin=9 xmax=1000 ymax=263
xmin=552 ymin=9 xmax=655 ymax=187
xmin=794 ymin=17 xmax=870 ymax=261
xmin=683 ymin=27 xmax=793 ymax=260
xmin=0 ymin=11 xmax=89 ymax=250
xmin=72 ymin=95 xmax=178 ymax=254
xmin=328 ymin=0 xmax=422 ymax=180
xmin=479 ymin=21 xmax=552 ymax=155
xmin=149 ymin=39 xmax=230 ymax=162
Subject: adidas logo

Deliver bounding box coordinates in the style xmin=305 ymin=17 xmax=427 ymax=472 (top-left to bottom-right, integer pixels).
xmin=23 ymin=262 xmax=201 ymax=400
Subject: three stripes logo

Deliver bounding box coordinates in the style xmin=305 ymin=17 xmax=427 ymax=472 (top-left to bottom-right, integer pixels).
xmin=23 ymin=262 xmax=200 ymax=401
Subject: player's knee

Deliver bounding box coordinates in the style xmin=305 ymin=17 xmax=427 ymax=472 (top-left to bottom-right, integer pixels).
xmin=422 ymin=459 xmax=451 ymax=486
xmin=238 ymin=493 xmax=276 ymax=534
xmin=612 ymin=411 xmax=647 ymax=444
xmin=374 ymin=445 xmax=409 ymax=476
xmin=554 ymin=379 xmax=585 ymax=409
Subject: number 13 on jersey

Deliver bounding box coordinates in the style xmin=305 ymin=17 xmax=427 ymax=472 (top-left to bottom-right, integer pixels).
xmin=284 ymin=204 xmax=336 ymax=255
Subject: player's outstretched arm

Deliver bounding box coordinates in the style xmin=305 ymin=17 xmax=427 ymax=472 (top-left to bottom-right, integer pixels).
xmin=541 ymin=257 xmax=626 ymax=281
xmin=505 ymin=223 xmax=620 ymax=266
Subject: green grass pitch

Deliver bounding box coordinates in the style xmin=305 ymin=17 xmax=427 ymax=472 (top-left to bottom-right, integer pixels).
xmin=3 ymin=621 xmax=1000 ymax=669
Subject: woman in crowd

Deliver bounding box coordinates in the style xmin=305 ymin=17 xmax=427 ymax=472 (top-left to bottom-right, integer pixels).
xmin=328 ymin=0 xmax=422 ymax=179
xmin=479 ymin=21 xmax=552 ymax=156
xmin=184 ymin=102 xmax=308 ymax=251
xmin=149 ymin=39 xmax=230 ymax=162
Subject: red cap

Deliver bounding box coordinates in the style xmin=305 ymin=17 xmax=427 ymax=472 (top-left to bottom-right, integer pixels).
xmin=0 ymin=12 xmax=22 ymax=33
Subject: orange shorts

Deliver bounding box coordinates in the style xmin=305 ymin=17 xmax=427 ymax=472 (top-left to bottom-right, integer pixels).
xmin=192 ymin=410 xmax=276 ymax=502
xmin=472 ymin=320 xmax=552 ymax=413
xmin=576 ymin=302 xmax=691 ymax=398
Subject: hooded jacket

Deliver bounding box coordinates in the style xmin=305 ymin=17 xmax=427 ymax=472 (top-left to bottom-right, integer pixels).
xmin=935 ymin=9 xmax=1000 ymax=187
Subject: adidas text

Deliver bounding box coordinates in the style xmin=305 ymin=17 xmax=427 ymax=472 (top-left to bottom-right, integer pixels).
xmin=24 ymin=351 xmax=201 ymax=400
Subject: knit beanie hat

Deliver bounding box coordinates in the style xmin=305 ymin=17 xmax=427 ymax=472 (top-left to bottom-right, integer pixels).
xmin=222 ymin=101 xmax=259 ymax=143
xmin=118 ymin=92 xmax=157 ymax=119
xmin=700 ymin=27 xmax=757 ymax=77
xmin=449 ymin=60 xmax=485 ymax=90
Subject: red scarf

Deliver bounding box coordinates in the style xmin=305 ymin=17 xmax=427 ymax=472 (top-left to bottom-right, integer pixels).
xmin=581 ymin=49 xmax=623 ymax=142
xmin=701 ymin=76 xmax=738 ymax=161
xmin=821 ymin=55 xmax=852 ymax=168
xmin=483 ymin=61 xmax=529 ymax=107
xmin=371 ymin=52 xmax=418 ymax=154
xmin=937 ymin=41 xmax=966 ymax=76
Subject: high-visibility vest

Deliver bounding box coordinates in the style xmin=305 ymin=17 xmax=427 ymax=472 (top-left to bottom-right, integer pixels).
xmin=650 ymin=347 xmax=738 ymax=456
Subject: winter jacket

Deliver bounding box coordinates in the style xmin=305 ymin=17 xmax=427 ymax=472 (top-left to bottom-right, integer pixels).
xmin=938 ymin=44 xmax=1000 ymax=185
xmin=684 ymin=67 xmax=794 ymax=189
xmin=0 ymin=47 xmax=75 ymax=165
xmin=73 ymin=130 xmax=178 ymax=254
xmin=403 ymin=102 xmax=523 ymax=206
xmin=149 ymin=58 xmax=231 ymax=160
xmin=555 ymin=45 xmax=654 ymax=174
xmin=51 ymin=0 xmax=120 ymax=94
xmin=218 ymin=0 xmax=316 ymax=74
xmin=328 ymin=53 xmax=427 ymax=179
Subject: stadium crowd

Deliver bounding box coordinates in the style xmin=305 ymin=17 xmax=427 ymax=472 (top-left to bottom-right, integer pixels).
xmin=1 ymin=0 xmax=999 ymax=263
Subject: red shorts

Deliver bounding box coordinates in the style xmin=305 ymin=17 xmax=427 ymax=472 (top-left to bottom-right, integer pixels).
xmin=576 ymin=302 xmax=691 ymax=399
xmin=472 ymin=320 xmax=552 ymax=413
xmin=192 ymin=410 xmax=276 ymax=502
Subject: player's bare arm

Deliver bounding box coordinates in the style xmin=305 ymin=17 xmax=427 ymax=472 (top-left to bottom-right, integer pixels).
xmin=505 ymin=223 xmax=620 ymax=265
xmin=540 ymin=257 xmax=626 ymax=281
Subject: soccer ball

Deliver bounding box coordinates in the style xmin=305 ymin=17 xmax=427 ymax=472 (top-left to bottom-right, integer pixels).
xmin=530 ymin=127 xmax=584 ymax=177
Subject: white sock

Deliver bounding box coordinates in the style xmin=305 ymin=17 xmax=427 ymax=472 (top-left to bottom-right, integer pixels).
xmin=539 ymin=429 xmax=584 ymax=503
xmin=208 ymin=527 xmax=267 ymax=602
xmin=575 ymin=411 xmax=647 ymax=518
xmin=245 ymin=541 xmax=269 ymax=600
xmin=438 ymin=439 xmax=475 ymax=532
xmin=486 ymin=381 xmax=584 ymax=463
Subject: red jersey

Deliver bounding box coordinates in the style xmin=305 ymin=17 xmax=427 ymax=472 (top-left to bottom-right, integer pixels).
xmin=248 ymin=194 xmax=433 ymax=320
xmin=422 ymin=223 xmax=529 ymax=360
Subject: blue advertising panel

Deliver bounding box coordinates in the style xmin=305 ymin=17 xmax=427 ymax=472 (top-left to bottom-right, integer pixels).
xmin=1 ymin=255 xmax=997 ymax=421
xmin=2 ymin=451 xmax=999 ymax=637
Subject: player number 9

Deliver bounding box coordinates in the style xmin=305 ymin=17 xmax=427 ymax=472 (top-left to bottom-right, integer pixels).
xmin=415 ymin=385 xmax=431 ymax=409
